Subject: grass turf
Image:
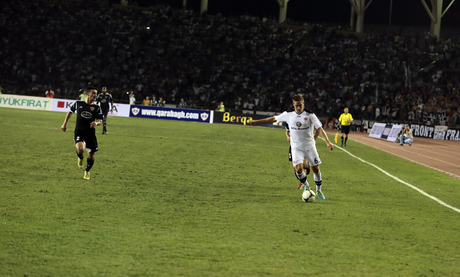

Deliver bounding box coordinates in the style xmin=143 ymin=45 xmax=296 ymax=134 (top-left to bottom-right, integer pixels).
xmin=1 ymin=108 xmax=459 ymax=276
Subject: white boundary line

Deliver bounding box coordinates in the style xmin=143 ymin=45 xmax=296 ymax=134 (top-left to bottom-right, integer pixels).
xmin=333 ymin=143 xmax=460 ymax=214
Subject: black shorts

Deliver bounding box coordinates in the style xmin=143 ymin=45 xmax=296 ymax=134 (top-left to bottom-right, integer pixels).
xmin=74 ymin=131 xmax=99 ymax=152
xmin=101 ymin=108 xmax=109 ymax=117
xmin=341 ymin=125 xmax=350 ymax=134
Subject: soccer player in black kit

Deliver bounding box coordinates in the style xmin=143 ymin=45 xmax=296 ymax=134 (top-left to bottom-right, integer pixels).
xmin=96 ymin=86 xmax=113 ymax=134
xmin=61 ymin=87 xmax=103 ymax=180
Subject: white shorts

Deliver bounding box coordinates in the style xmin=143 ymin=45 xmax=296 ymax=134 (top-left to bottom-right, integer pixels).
xmin=291 ymin=147 xmax=322 ymax=167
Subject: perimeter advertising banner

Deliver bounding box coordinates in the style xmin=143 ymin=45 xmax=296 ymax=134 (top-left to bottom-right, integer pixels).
xmin=130 ymin=105 xmax=213 ymax=123
xmin=439 ymin=128 xmax=460 ymax=141
xmin=410 ymin=124 xmax=435 ymax=139
xmin=412 ymin=123 xmax=459 ymax=141
xmin=369 ymin=122 xmax=460 ymax=141
xmin=368 ymin=123 xmax=386 ymax=138
xmin=51 ymin=98 xmax=130 ymax=117
xmin=214 ymin=111 xmax=254 ymax=126
xmin=213 ymin=111 xmax=284 ymax=128
xmin=433 ymin=126 xmax=449 ymax=140
xmin=0 ymin=94 xmax=52 ymax=111
xmin=386 ymin=124 xmax=403 ymax=142
xmin=380 ymin=124 xmax=394 ymax=140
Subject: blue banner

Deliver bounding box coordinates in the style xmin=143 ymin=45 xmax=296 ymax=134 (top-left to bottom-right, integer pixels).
xmin=129 ymin=105 xmax=213 ymax=123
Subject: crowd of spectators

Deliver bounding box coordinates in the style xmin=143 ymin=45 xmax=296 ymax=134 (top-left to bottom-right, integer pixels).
xmin=1 ymin=0 xmax=459 ymax=127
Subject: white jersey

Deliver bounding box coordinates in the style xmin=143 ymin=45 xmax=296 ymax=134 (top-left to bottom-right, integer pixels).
xmin=275 ymin=109 xmax=322 ymax=149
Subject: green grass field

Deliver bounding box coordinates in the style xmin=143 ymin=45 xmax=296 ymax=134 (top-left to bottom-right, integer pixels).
xmin=1 ymin=108 xmax=460 ymax=276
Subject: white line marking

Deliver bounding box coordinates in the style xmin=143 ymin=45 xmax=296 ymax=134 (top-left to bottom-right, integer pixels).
xmin=333 ymin=142 xmax=460 ymax=214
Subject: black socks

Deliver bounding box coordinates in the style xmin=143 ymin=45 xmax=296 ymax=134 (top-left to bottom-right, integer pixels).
xmin=86 ymin=158 xmax=94 ymax=172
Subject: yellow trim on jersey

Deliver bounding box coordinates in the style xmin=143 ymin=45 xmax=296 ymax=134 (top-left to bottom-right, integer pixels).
xmin=338 ymin=113 xmax=353 ymax=126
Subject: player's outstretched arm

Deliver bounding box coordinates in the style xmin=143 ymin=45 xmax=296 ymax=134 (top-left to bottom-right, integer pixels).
xmin=318 ymin=127 xmax=334 ymax=151
xmin=61 ymin=111 xmax=72 ymax=132
xmin=249 ymin=116 xmax=276 ymax=126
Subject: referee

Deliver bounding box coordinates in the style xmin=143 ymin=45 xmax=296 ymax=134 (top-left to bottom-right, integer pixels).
xmin=338 ymin=107 xmax=354 ymax=147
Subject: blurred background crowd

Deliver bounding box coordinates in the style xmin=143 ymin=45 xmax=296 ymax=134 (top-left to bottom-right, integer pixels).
xmin=1 ymin=0 xmax=459 ymax=127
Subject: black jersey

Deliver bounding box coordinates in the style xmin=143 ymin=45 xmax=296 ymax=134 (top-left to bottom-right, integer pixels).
xmin=96 ymin=93 xmax=113 ymax=111
xmin=69 ymin=101 xmax=103 ymax=133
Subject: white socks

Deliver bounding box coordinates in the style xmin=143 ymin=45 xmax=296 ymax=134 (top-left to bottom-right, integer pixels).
xmin=314 ymin=172 xmax=322 ymax=191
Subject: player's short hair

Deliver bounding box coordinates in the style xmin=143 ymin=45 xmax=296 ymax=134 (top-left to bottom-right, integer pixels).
xmin=292 ymin=94 xmax=304 ymax=102
xmin=87 ymin=86 xmax=97 ymax=91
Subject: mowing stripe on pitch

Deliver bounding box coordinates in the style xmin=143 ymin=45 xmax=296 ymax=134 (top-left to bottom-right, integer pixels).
xmin=334 ymin=143 xmax=460 ymax=214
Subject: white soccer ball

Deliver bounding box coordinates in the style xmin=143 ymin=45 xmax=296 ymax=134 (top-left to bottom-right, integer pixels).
xmin=302 ymin=190 xmax=316 ymax=203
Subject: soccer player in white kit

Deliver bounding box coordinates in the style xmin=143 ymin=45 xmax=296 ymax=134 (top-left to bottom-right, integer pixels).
xmin=249 ymin=94 xmax=334 ymax=199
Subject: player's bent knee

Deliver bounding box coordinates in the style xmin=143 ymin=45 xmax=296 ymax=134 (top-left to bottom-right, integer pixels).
xmin=75 ymin=144 xmax=85 ymax=153
xmin=294 ymin=165 xmax=304 ymax=174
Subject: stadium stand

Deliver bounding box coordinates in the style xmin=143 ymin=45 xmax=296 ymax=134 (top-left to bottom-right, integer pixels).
xmin=1 ymin=0 xmax=459 ymax=126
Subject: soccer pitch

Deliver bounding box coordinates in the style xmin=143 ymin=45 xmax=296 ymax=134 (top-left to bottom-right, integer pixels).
xmin=1 ymin=108 xmax=460 ymax=276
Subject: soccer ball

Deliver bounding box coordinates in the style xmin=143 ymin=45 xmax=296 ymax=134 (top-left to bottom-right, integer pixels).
xmin=302 ymin=190 xmax=316 ymax=203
